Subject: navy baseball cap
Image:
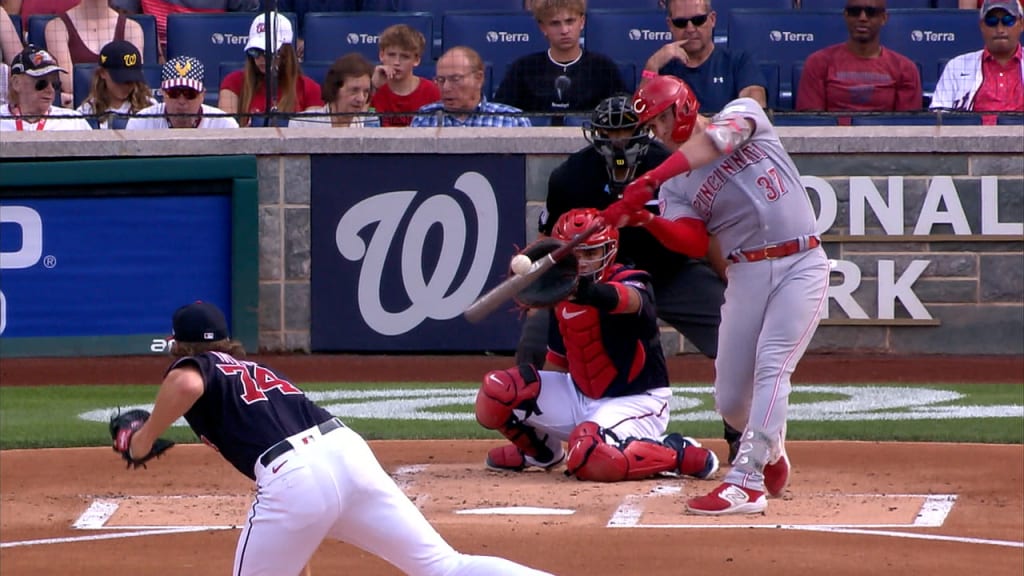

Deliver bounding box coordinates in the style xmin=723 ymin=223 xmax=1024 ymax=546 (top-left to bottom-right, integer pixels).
xmin=100 ymin=40 xmax=146 ymax=84
xmin=172 ymin=301 xmax=229 ymax=343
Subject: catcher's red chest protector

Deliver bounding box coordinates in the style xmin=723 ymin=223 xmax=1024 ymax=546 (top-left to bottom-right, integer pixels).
xmin=555 ymin=300 xmax=619 ymax=399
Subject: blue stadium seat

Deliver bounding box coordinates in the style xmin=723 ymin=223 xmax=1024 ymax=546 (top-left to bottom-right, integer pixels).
xmin=27 ymin=14 xmax=158 ymax=65
xmin=849 ymin=113 xmax=982 ymax=125
xmin=583 ymin=10 xmax=668 ymax=72
xmin=166 ymin=13 xmax=298 ymax=96
xmin=618 ymin=61 xmax=637 ymax=93
xmin=442 ymin=12 xmax=547 ymax=95
xmin=801 ymin=0 xmax=931 ymax=10
xmin=274 ymin=0 xmax=359 ymax=35
xmin=931 ymin=0 xmax=961 ymax=8
xmin=881 ymin=9 xmax=978 ymax=97
xmin=761 ymin=62 xmax=780 ymax=110
xmin=588 ymin=0 xmax=662 ymax=8
xmin=302 ymin=11 xmax=433 ymax=64
xmin=303 ymin=60 xmax=331 ymax=86
xmin=996 ymin=114 xmax=1024 ymax=125
xmin=771 ymin=113 xmax=840 ymax=126
xmin=729 ymin=10 xmax=847 ymax=109
xmin=393 ymin=0 xmax=523 ymax=11
xmin=8 ymin=10 xmax=21 ymax=43
xmin=713 ymin=0 xmax=794 ymax=44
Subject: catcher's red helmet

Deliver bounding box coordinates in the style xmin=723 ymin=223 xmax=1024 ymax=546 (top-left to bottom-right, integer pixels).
xmin=632 ymin=75 xmax=700 ymax=144
xmin=553 ymin=208 xmax=619 ymax=281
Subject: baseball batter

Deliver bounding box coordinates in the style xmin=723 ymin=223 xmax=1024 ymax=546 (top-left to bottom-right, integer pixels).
xmin=603 ymin=76 xmax=830 ymax=515
xmin=476 ymin=208 xmax=719 ymax=483
xmin=116 ymin=301 xmax=553 ymax=576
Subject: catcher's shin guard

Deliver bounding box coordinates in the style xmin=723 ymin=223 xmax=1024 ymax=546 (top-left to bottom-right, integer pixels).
xmin=475 ymin=365 xmax=555 ymax=462
xmin=565 ymin=422 xmax=682 ymax=482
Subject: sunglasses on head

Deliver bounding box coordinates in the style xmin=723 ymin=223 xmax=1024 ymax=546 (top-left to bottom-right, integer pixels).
xmin=165 ymin=87 xmax=200 ymax=100
xmin=32 ymin=78 xmax=59 ymax=91
xmin=983 ymin=13 xmax=1018 ymax=27
xmin=844 ymin=5 xmax=885 ymax=17
xmin=246 ymin=48 xmax=265 ymax=59
xmin=670 ymin=14 xmax=710 ymax=29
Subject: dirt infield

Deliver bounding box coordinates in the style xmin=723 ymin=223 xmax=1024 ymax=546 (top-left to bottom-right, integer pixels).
xmin=1 ymin=354 xmax=1022 ymax=575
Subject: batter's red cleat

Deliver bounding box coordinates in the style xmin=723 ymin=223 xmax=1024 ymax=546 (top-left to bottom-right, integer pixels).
xmin=686 ymin=482 xmax=767 ymax=516
xmin=485 ymin=444 xmax=564 ymax=472
xmin=763 ymin=453 xmax=790 ymax=498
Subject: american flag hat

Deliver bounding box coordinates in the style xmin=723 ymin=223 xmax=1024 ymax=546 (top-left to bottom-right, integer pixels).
xmin=161 ymin=56 xmax=205 ymax=92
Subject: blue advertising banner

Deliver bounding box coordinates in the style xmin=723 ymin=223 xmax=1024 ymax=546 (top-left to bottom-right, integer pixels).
xmin=0 ymin=196 xmax=232 ymax=339
xmin=310 ymin=155 xmax=526 ymax=352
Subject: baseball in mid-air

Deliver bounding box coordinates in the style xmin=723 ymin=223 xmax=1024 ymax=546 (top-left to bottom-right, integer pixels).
xmin=510 ymin=254 xmax=533 ymax=275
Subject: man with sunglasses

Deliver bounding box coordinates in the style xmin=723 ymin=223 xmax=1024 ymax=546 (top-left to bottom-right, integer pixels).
xmin=126 ymin=55 xmax=239 ymax=129
xmin=931 ymin=0 xmax=1023 ymax=112
xmin=796 ymin=0 xmax=922 ymax=112
xmin=641 ymin=0 xmax=767 ymax=113
xmin=1 ymin=45 xmax=92 ymax=131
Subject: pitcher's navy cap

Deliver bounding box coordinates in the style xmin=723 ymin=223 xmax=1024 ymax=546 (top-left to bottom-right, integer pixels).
xmin=172 ymin=301 xmax=229 ymax=343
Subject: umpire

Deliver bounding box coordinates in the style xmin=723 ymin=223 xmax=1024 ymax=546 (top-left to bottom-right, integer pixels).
xmin=516 ymin=94 xmax=742 ymax=461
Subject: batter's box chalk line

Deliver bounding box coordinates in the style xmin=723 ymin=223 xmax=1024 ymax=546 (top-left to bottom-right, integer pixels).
xmin=607 ymin=491 xmax=1023 ymax=549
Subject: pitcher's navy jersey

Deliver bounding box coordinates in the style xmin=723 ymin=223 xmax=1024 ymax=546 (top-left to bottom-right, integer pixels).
xmin=169 ymin=351 xmax=333 ymax=480
xmin=546 ymin=265 xmax=669 ymax=399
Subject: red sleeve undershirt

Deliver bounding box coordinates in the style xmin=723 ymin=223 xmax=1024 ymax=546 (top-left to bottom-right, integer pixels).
xmin=644 ymin=216 xmax=710 ymax=259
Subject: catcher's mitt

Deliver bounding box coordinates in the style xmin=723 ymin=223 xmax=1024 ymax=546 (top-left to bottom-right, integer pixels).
xmin=513 ymin=238 xmax=579 ymax=308
xmin=109 ymin=409 xmax=175 ymax=469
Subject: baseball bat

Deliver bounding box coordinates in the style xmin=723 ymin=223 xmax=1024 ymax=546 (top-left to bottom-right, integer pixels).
xmin=463 ymin=221 xmax=602 ymax=324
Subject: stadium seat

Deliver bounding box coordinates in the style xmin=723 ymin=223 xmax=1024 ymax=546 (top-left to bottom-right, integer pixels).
xmin=996 ymin=114 xmax=1024 ymax=125
xmin=729 ymin=10 xmax=847 ymax=110
xmin=302 ymin=12 xmax=433 ymax=64
xmin=274 ymin=0 xmax=359 ymax=35
xmin=392 ymin=0 xmax=523 ymax=11
xmin=931 ymin=0 xmax=961 ymax=8
xmin=618 ymin=61 xmax=637 ymax=93
xmin=442 ymin=12 xmax=547 ymax=97
xmin=713 ymin=0 xmax=794 ymax=44
xmin=587 ymin=0 xmax=662 ymax=8
xmin=303 ymin=60 xmax=331 ymax=86
xmin=881 ymin=9 xmax=977 ymax=97
xmin=166 ymin=13 xmax=298 ymax=96
xmin=8 ymin=10 xmax=21 ymax=41
xmin=771 ymin=113 xmax=840 ymax=126
xmin=760 ymin=62 xmax=780 ymax=110
xmin=849 ymin=113 xmax=982 ymax=126
xmin=583 ymin=10 xmax=668 ymax=73
xmin=801 ymin=0 xmax=931 ymax=10
xmin=26 ymin=14 xmax=158 ymax=65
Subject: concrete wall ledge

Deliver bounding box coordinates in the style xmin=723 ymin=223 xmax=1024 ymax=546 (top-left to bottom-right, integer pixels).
xmin=2 ymin=126 xmax=1022 ymax=158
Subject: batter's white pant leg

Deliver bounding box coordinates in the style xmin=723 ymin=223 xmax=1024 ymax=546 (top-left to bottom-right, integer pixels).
xmin=725 ymin=251 xmax=830 ymax=489
xmin=712 ymin=263 xmax=767 ymax=432
xmin=324 ymin=428 xmax=552 ymax=576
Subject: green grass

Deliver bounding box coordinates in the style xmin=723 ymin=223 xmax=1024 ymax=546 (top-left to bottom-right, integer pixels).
xmin=0 ymin=382 xmax=1021 ymax=449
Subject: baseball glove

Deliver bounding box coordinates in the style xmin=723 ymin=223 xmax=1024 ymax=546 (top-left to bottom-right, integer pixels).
xmin=109 ymin=409 xmax=175 ymax=469
xmin=513 ymin=238 xmax=579 ymax=308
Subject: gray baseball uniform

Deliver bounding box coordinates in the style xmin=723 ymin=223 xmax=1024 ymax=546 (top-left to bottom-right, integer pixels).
xmin=660 ymin=98 xmax=830 ymax=491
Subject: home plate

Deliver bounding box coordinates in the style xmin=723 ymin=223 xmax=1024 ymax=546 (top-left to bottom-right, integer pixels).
xmin=456 ymin=507 xmax=576 ymax=516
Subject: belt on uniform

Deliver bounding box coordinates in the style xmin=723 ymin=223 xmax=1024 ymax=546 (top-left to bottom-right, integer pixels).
xmin=728 ymin=235 xmax=820 ymax=263
xmin=259 ymin=418 xmax=345 ymax=467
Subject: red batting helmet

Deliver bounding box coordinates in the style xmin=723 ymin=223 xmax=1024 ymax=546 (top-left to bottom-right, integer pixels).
xmin=632 ymin=75 xmax=700 ymax=144
xmin=553 ymin=208 xmax=619 ymax=282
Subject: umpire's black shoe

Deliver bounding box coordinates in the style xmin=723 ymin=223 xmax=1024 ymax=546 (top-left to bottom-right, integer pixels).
xmin=723 ymin=421 xmax=742 ymax=465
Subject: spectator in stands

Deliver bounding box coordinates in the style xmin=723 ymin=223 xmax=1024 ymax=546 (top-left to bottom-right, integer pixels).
xmin=642 ymin=0 xmax=766 ymax=113
xmin=43 ymin=0 xmax=147 ymax=107
xmin=370 ymin=24 xmax=440 ymax=127
xmin=960 ymin=0 xmax=984 ymax=7
xmin=218 ymin=12 xmax=321 ymax=127
xmin=1 ymin=5 xmax=23 ymax=65
xmin=290 ymin=53 xmax=381 ymax=128
xmin=494 ymin=0 xmax=627 ymax=124
xmin=931 ymin=0 xmax=1023 ymax=112
xmin=1 ymin=45 xmax=92 ymax=130
xmin=411 ymin=46 xmax=531 ymax=127
xmin=796 ymin=0 xmax=922 ymax=112
xmin=108 ymin=0 xmax=258 ymax=61
xmin=126 ymin=55 xmax=238 ymax=128
xmin=77 ymin=40 xmax=156 ymax=129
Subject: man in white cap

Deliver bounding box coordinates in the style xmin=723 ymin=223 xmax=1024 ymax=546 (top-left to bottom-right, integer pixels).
xmin=126 ymin=55 xmax=239 ymax=129
xmin=0 ymin=45 xmax=92 ymax=131
xmin=931 ymin=0 xmax=1023 ymax=112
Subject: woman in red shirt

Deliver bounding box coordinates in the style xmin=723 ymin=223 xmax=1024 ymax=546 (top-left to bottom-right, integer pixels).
xmin=218 ymin=12 xmax=321 ymax=127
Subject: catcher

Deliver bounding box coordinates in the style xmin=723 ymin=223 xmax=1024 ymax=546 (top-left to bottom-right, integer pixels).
xmin=111 ymin=300 xmax=552 ymax=576
xmin=475 ymin=208 xmax=720 ymax=482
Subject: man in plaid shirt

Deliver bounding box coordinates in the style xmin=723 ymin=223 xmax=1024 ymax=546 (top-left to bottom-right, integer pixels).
xmin=930 ymin=0 xmax=1023 ymax=111
xmin=411 ymin=46 xmax=532 ymax=128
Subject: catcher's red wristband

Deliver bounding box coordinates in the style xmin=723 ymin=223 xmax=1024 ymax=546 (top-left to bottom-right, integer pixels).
xmin=645 ymin=216 xmax=709 ymax=258
xmin=647 ymin=150 xmax=693 ymax=185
